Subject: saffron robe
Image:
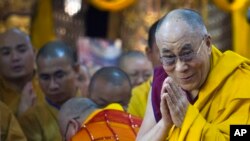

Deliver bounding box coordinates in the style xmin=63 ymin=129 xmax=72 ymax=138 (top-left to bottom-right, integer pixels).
xmin=0 ymin=75 xmax=44 ymax=116
xmin=0 ymin=101 xmax=27 ymax=141
xmin=18 ymin=102 xmax=62 ymax=141
xmin=127 ymin=77 xmax=152 ymax=118
xmin=71 ymin=103 xmax=142 ymax=141
xmin=152 ymin=47 xmax=250 ymax=140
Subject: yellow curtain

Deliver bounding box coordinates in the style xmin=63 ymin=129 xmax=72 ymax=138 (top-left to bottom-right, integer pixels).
xmin=31 ymin=0 xmax=56 ymax=50
xmin=212 ymin=0 xmax=250 ymax=58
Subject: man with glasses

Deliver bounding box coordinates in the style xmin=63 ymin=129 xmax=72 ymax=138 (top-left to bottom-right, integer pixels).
xmin=18 ymin=41 xmax=80 ymax=141
xmin=137 ymin=8 xmax=250 ymax=141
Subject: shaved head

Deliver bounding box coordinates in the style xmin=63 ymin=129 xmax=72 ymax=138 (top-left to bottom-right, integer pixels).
xmin=89 ymin=66 xmax=131 ymax=94
xmin=0 ymin=28 xmax=34 ymax=81
xmin=88 ymin=66 xmax=132 ymax=108
xmin=36 ymin=41 xmax=77 ymax=66
xmin=156 ymin=9 xmax=207 ymax=44
xmin=58 ymin=97 xmax=98 ymax=136
xmin=0 ymin=28 xmax=31 ymax=48
xmin=118 ymin=51 xmax=153 ymax=87
xmin=118 ymin=50 xmax=146 ymax=69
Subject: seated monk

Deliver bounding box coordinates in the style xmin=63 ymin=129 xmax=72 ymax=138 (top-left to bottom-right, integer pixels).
xmin=88 ymin=66 xmax=132 ymax=110
xmin=0 ymin=28 xmax=44 ymax=116
xmin=0 ymin=101 xmax=27 ymax=141
xmin=58 ymin=97 xmax=142 ymax=141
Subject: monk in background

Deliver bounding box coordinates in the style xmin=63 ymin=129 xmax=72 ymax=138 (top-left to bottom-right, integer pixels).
xmin=0 ymin=28 xmax=44 ymax=116
xmin=127 ymin=20 xmax=161 ymax=118
xmin=88 ymin=66 xmax=132 ymax=110
xmin=118 ymin=50 xmax=153 ymax=88
xmin=18 ymin=41 xmax=80 ymax=141
xmin=58 ymin=97 xmax=142 ymax=141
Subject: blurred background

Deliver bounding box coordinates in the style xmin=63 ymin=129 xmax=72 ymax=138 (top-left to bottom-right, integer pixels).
xmin=0 ymin=0 xmax=249 ymax=72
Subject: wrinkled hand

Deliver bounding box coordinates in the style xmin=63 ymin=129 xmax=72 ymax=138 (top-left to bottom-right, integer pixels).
xmin=18 ymin=82 xmax=37 ymax=115
xmin=164 ymin=77 xmax=189 ymax=127
xmin=160 ymin=78 xmax=173 ymax=127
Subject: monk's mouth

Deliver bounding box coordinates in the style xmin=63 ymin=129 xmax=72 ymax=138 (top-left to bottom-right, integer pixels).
xmin=11 ymin=65 xmax=24 ymax=72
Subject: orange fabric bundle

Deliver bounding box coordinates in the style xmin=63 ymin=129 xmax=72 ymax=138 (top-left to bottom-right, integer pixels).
xmin=71 ymin=109 xmax=142 ymax=141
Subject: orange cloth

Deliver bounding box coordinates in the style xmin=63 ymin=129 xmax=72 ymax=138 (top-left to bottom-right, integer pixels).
xmin=71 ymin=105 xmax=142 ymax=141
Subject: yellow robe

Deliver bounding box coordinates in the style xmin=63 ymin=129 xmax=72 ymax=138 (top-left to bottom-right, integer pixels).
xmin=0 ymin=101 xmax=27 ymax=141
xmin=127 ymin=77 xmax=151 ymax=118
xmin=168 ymin=47 xmax=250 ymax=141
xmin=0 ymin=75 xmax=44 ymax=116
xmin=18 ymin=102 xmax=62 ymax=141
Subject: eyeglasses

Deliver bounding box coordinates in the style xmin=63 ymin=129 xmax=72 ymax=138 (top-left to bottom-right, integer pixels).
xmin=160 ymin=39 xmax=204 ymax=66
xmin=64 ymin=116 xmax=80 ymax=141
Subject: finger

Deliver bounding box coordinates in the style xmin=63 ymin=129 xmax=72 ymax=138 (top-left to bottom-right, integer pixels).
xmin=165 ymin=84 xmax=179 ymax=105
xmin=160 ymin=93 xmax=170 ymax=120
xmin=161 ymin=77 xmax=170 ymax=95
xmin=165 ymin=93 xmax=183 ymax=127
xmin=167 ymin=78 xmax=183 ymax=100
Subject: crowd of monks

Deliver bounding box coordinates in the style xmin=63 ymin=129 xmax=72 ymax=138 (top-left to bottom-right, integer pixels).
xmin=1 ymin=8 xmax=250 ymax=141
xmin=0 ymin=17 xmax=155 ymax=141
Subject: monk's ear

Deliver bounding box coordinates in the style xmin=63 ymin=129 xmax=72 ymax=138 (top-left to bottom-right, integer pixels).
xmin=205 ymin=34 xmax=211 ymax=48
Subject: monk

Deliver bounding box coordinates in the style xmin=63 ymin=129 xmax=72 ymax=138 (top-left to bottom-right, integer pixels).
xmin=77 ymin=64 xmax=90 ymax=97
xmin=58 ymin=97 xmax=142 ymax=141
xmin=0 ymin=101 xmax=27 ymax=141
xmin=118 ymin=50 xmax=153 ymax=88
xmin=0 ymin=28 xmax=43 ymax=116
xmin=88 ymin=66 xmax=132 ymax=110
xmin=127 ymin=20 xmax=161 ymax=118
xmin=18 ymin=41 xmax=80 ymax=141
xmin=137 ymin=9 xmax=250 ymax=141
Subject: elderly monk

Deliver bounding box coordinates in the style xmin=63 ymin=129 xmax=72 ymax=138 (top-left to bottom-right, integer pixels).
xmin=137 ymin=9 xmax=250 ymax=141
xmin=118 ymin=50 xmax=153 ymax=88
xmin=127 ymin=20 xmax=162 ymax=118
xmin=88 ymin=66 xmax=132 ymax=110
xmin=0 ymin=101 xmax=27 ymax=141
xmin=0 ymin=28 xmax=43 ymax=116
xmin=58 ymin=97 xmax=142 ymax=141
xmin=18 ymin=41 xmax=80 ymax=141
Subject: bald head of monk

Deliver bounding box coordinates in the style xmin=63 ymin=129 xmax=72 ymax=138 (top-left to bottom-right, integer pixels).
xmin=0 ymin=28 xmax=34 ymax=84
xmin=88 ymin=66 xmax=132 ymax=109
xmin=36 ymin=41 xmax=79 ymax=106
xmin=156 ymin=9 xmax=211 ymax=91
xmin=58 ymin=97 xmax=98 ymax=141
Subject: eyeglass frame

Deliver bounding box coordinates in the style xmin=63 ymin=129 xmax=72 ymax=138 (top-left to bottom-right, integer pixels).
xmin=160 ymin=37 xmax=205 ymax=67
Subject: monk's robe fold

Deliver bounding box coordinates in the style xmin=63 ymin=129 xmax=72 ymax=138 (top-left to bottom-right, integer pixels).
xmin=18 ymin=102 xmax=62 ymax=141
xmin=0 ymin=101 xmax=27 ymax=141
xmin=0 ymin=75 xmax=44 ymax=116
xmin=152 ymin=46 xmax=250 ymax=141
xmin=71 ymin=103 xmax=142 ymax=141
xmin=128 ymin=77 xmax=152 ymax=118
